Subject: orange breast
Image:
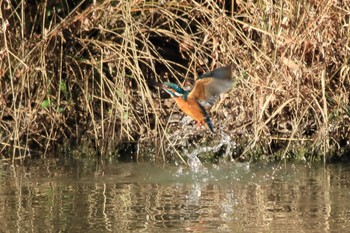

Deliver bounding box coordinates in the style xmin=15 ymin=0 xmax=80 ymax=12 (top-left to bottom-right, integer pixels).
xmin=174 ymin=97 xmax=206 ymax=122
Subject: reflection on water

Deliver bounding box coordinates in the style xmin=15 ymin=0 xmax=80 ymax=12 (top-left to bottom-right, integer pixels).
xmin=0 ymin=158 xmax=350 ymax=232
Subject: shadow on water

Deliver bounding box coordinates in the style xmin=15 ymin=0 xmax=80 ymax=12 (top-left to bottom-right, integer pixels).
xmin=0 ymin=155 xmax=350 ymax=232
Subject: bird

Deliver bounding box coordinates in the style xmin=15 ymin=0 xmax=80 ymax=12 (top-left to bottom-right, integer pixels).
xmin=157 ymin=66 xmax=233 ymax=132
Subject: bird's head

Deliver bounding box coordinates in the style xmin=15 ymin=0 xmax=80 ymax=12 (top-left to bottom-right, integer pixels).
xmin=159 ymin=82 xmax=187 ymax=98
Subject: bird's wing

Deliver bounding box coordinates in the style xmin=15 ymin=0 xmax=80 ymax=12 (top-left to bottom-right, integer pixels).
xmin=188 ymin=66 xmax=233 ymax=105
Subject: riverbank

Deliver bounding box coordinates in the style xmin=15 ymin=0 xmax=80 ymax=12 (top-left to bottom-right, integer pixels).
xmin=1 ymin=1 xmax=349 ymax=161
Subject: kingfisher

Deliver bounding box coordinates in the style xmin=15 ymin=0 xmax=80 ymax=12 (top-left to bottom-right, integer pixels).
xmin=157 ymin=66 xmax=233 ymax=132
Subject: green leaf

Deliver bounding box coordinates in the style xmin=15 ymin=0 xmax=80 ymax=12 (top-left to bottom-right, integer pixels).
xmin=56 ymin=107 xmax=64 ymax=113
xmin=41 ymin=99 xmax=51 ymax=109
xmin=60 ymin=80 xmax=67 ymax=95
xmin=122 ymin=111 xmax=129 ymax=120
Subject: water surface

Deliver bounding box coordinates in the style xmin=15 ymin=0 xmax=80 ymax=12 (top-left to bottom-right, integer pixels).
xmin=0 ymin=158 xmax=349 ymax=232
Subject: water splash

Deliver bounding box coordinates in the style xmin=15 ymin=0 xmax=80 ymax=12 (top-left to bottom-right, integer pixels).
xmin=188 ymin=132 xmax=236 ymax=162
xmin=186 ymin=149 xmax=208 ymax=175
xmin=220 ymin=132 xmax=236 ymax=160
xmin=187 ymin=182 xmax=202 ymax=204
xmin=176 ymin=132 xmax=237 ymax=178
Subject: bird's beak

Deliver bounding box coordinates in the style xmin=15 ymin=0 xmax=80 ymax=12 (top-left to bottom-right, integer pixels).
xmin=154 ymin=82 xmax=170 ymax=90
xmin=153 ymin=82 xmax=164 ymax=88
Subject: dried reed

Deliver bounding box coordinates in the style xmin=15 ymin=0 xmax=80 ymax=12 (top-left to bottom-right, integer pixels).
xmin=0 ymin=0 xmax=349 ymax=162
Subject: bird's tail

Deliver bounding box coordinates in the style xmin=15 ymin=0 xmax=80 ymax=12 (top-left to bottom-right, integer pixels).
xmin=205 ymin=115 xmax=214 ymax=133
xmin=198 ymin=104 xmax=214 ymax=133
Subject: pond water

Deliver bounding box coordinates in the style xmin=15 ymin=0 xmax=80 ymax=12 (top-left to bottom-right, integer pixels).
xmin=0 ymin=157 xmax=350 ymax=232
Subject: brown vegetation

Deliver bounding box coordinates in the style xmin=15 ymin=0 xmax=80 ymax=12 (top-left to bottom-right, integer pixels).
xmin=0 ymin=0 xmax=349 ymax=161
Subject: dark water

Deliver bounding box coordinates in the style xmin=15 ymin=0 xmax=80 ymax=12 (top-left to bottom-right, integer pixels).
xmin=0 ymin=158 xmax=350 ymax=232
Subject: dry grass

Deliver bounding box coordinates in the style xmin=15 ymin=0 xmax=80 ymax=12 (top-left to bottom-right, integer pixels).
xmin=0 ymin=0 xmax=349 ymax=161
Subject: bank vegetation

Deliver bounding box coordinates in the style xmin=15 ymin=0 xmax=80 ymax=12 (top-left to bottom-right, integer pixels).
xmin=1 ymin=0 xmax=349 ymax=162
